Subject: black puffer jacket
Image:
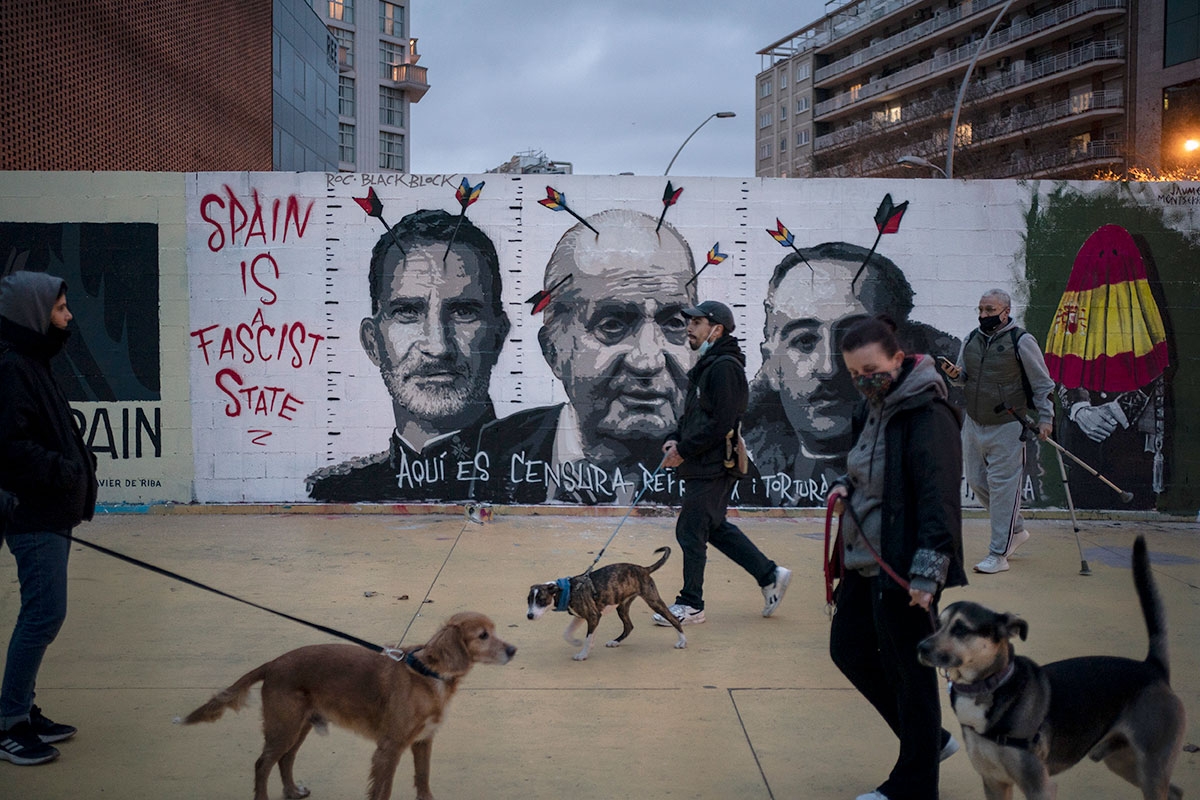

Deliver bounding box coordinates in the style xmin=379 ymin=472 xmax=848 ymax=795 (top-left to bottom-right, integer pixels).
xmin=669 ymin=334 xmax=747 ymax=480
xmin=0 ymin=273 xmax=97 ymax=533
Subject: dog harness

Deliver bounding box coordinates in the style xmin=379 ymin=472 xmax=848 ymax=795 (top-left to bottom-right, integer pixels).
xmin=380 ymin=646 xmax=447 ymax=681
xmin=554 ymin=577 xmax=572 ymax=612
xmin=949 ymin=662 xmax=1043 ymax=751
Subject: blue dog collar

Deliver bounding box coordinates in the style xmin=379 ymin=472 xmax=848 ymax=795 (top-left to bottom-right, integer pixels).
xmin=554 ymin=577 xmax=572 ymax=612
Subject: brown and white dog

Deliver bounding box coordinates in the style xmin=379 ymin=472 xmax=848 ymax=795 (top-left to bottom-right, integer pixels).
xmin=180 ymin=612 xmax=516 ymax=800
xmin=526 ymin=546 xmax=686 ymax=660
xmin=917 ymin=536 xmax=1185 ymax=800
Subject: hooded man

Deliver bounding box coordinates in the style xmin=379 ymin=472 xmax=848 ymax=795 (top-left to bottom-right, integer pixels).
xmin=0 ymin=271 xmax=96 ymax=765
xmin=653 ymin=300 xmax=790 ymax=628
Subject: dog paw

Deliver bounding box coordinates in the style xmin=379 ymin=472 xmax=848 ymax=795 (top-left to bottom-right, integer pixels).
xmin=675 ymin=639 xmax=687 ymax=649
xmin=605 ymin=640 xmax=621 ymax=648
xmin=572 ymin=652 xmax=589 ymax=661
xmin=285 ymin=785 xmax=311 ymax=799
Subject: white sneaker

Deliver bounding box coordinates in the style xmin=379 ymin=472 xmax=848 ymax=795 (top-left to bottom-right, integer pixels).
xmin=652 ymin=604 xmax=705 ymax=626
xmin=855 ymin=792 xmax=890 ymax=800
xmin=1005 ymin=529 xmax=1030 ymax=558
xmin=761 ymin=566 xmax=792 ymax=617
xmin=974 ymin=553 xmax=1010 ymax=574
xmin=940 ymin=734 xmax=960 ymax=761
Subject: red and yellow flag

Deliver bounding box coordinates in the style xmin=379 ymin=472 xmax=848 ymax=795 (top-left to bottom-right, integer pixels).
xmin=1044 ymin=224 xmax=1168 ymax=393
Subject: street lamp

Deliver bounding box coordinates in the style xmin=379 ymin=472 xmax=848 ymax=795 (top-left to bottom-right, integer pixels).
xmin=897 ymin=155 xmax=949 ymax=178
xmin=664 ymin=111 xmax=736 ymax=175
xmin=945 ymin=0 xmax=1015 ymax=178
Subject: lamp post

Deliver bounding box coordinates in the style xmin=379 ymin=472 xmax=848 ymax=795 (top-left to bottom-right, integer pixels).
xmin=664 ymin=111 xmax=736 ymax=175
xmin=945 ymin=0 xmax=1015 ymax=178
xmin=897 ymin=155 xmax=949 ymax=177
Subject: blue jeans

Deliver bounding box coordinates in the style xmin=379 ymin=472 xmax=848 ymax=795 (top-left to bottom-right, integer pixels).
xmin=1 ymin=529 xmax=70 ymax=728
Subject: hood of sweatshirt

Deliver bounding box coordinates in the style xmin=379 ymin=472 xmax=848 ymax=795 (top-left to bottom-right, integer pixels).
xmin=881 ymin=353 xmax=947 ymax=413
xmin=688 ymin=333 xmax=745 ymax=380
xmin=0 ymin=272 xmax=66 ymax=335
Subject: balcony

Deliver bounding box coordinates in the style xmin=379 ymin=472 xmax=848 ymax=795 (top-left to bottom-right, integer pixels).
xmin=815 ymin=0 xmax=1125 ymax=86
xmin=995 ymin=137 xmax=1124 ymax=177
xmin=389 ymin=63 xmax=429 ymax=102
xmin=815 ymin=38 xmax=1124 ymax=120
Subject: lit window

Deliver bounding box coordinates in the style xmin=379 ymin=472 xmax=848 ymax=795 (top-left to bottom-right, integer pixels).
xmin=380 ymin=131 xmax=405 ymax=171
xmin=332 ymin=28 xmax=354 ymax=67
xmin=329 ymin=0 xmax=354 ymax=23
xmin=339 ymin=123 xmax=356 ymax=164
xmin=380 ymin=1 xmax=404 ymax=37
xmin=380 ymin=86 xmax=404 ymax=127
xmin=339 ymin=76 xmax=355 ymax=117
xmin=380 ymin=40 xmax=404 ymax=77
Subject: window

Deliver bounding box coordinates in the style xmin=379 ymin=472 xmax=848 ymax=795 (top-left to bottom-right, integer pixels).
xmin=760 ymin=79 xmax=773 ymax=98
xmin=780 ymin=103 xmax=787 ymax=121
xmin=760 ymin=142 xmax=772 ymax=159
xmin=332 ymin=28 xmax=354 ymax=67
xmin=795 ymin=62 xmax=811 ymax=81
xmin=796 ymin=96 xmax=810 ymax=113
xmin=780 ymin=136 xmax=787 ymax=152
xmin=797 ymin=129 xmax=810 ymax=146
xmin=380 ymin=1 xmax=405 ymax=37
xmin=339 ymin=123 xmax=356 ymax=164
xmin=380 ymin=131 xmax=405 ymax=170
xmin=1069 ymin=132 xmax=1091 ymax=157
xmin=760 ymin=111 xmax=773 ymax=129
xmin=380 ymin=86 xmax=404 ymax=127
xmin=339 ymin=76 xmax=355 ymax=117
xmin=885 ymin=103 xmax=901 ymax=123
xmin=1165 ymin=0 xmax=1200 ymax=66
xmin=329 ymin=0 xmax=354 ymax=23
xmin=780 ymin=72 xmax=788 ymax=90
xmin=380 ymin=40 xmax=404 ymax=77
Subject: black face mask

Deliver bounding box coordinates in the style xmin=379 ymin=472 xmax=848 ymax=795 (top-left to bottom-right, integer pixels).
xmin=978 ymin=314 xmax=1004 ymax=334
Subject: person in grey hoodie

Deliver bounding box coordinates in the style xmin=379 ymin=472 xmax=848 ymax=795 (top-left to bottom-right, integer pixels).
xmin=0 ymin=271 xmax=96 ymax=765
xmin=826 ymin=315 xmax=966 ymax=800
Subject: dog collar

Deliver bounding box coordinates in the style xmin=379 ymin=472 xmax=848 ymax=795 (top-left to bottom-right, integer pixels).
xmin=554 ymin=577 xmax=572 ymax=612
xmin=949 ymin=661 xmax=1016 ymax=697
xmin=402 ymin=650 xmax=447 ymax=682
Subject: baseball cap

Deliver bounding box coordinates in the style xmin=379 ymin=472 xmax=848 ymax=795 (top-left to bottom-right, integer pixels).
xmin=681 ymin=300 xmax=735 ymax=333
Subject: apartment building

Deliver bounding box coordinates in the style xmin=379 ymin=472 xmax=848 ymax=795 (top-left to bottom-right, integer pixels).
xmin=316 ymin=0 xmax=429 ymax=173
xmin=2 ymin=0 xmax=338 ymax=171
xmin=756 ymin=0 xmax=1200 ymax=179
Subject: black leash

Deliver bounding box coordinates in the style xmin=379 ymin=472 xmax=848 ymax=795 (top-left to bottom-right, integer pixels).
xmin=55 ymin=530 xmax=386 ymax=654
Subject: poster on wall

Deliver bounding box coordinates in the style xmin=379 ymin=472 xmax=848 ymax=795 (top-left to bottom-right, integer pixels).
xmin=185 ymin=175 xmax=1200 ymax=511
xmin=0 ymin=221 xmax=167 ymax=502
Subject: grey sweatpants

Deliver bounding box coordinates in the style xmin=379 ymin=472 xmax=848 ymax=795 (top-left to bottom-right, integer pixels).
xmin=962 ymin=416 xmax=1026 ymax=557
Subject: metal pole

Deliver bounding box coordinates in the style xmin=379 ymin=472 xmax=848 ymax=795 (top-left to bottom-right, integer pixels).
xmin=945 ymin=0 xmax=1016 ymax=178
xmin=664 ymin=112 xmax=735 ymax=176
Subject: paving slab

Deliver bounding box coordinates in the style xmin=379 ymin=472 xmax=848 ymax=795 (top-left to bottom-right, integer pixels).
xmin=1 ymin=512 xmax=1197 ymax=799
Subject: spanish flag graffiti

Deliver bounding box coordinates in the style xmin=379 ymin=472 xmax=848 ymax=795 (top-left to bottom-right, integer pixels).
xmin=1044 ymin=224 xmax=1169 ymax=393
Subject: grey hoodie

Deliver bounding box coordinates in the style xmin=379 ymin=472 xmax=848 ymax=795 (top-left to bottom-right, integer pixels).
xmin=0 ymin=272 xmax=66 ymax=334
xmin=841 ymin=354 xmax=947 ymax=579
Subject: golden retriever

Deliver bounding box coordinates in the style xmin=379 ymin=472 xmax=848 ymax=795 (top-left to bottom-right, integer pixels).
xmin=181 ymin=611 xmax=516 ymax=800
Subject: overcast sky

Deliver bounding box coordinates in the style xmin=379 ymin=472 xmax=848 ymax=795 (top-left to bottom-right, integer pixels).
xmin=409 ymin=1 xmax=834 ymax=177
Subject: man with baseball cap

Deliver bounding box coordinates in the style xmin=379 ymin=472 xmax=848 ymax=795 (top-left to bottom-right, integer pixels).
xmin=655 ymin=300 xmax=791 ymax=626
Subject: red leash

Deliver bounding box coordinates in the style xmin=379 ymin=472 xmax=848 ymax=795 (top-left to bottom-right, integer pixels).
xmin=823 ymin=494 xmax=843 ymax=607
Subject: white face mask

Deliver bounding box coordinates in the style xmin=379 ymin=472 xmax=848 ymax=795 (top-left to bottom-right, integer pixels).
xmin=698 ymin=331 xmax=718 ymax=356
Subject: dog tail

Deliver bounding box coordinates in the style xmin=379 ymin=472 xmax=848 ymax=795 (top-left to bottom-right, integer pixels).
xmin=646 ymin=546 xmax=672 ymax=573
xmin=179 ymin=663 xmax=268 ymax=725
xmin=1132 ymin=535 xmax=1170 ymax=680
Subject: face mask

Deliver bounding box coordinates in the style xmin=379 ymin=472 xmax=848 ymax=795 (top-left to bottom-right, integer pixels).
xmin=979 ymin=314 xmax=1004 ymax=333
xmin=697 ymin=331 xmax=718 ymax=356
xmin=852 ymin=371 xmax=893 ymax=404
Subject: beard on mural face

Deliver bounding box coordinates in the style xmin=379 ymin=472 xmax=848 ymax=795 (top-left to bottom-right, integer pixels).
xmin=379 ymin=351 xmax=489 ymax=421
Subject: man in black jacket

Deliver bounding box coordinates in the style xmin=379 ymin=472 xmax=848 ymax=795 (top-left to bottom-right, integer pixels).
xmin=654 ymin=301 xmax=790 ymax=626
xmin=0 ymin=271 xmax=96 ymax=765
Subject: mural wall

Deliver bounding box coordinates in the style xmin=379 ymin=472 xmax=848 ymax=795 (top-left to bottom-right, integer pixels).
xmin=3 ymin=173 xmax=1197 ymax=512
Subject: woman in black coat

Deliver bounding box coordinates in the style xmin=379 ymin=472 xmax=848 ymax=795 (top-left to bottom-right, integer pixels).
xmin=826 ymin=315 xmax=966 ymax=800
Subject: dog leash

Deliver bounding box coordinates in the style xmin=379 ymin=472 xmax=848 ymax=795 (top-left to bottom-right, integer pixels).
xmin=583 ymin=454 xmax=667 ymax=574
xmin=56 ymin=530 xmax=388 ymax=653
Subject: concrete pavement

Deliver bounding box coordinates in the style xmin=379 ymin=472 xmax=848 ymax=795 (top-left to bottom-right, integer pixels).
xmin=1 ymin=509 xmax=1198 ymax=799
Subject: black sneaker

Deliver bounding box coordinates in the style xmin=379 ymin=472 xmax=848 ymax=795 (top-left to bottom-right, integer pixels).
xmin=30 ymin=705 xmax=76 ymax=743
xmin=0 ymin=720 xmax=60 ymax=765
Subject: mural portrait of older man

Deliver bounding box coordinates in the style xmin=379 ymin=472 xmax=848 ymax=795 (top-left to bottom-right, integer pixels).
xmin=477 ymin=209 xmax=698 ymax=504
xmin=744 ymin=242 xmax=959 ymax=506
xmin=307 ymin=208 xmax=510 ymax=501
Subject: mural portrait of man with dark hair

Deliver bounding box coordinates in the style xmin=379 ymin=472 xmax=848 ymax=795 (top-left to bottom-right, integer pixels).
xmin=477 ymin=209 xmax=698 ymax=504
xmin=744 ymin=242 xmax=959 ymax=506
xmin=306 ymin=208 xmax=510 ymax=502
